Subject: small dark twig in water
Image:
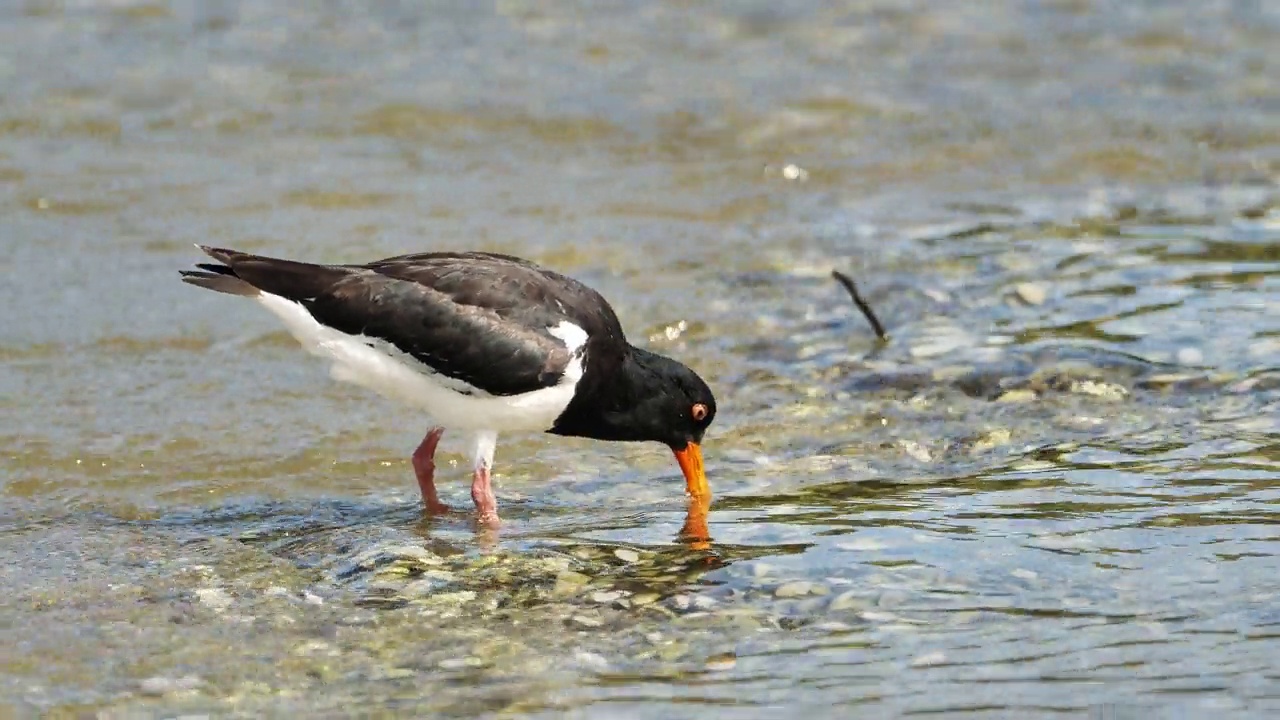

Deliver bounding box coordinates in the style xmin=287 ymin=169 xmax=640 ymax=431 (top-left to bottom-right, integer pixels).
xmin=831 ymin=270 xmax=888 ymax=341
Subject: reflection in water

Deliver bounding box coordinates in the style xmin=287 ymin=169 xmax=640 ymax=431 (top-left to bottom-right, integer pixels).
xmin=679 ymin=494 xmax=713 ymax=551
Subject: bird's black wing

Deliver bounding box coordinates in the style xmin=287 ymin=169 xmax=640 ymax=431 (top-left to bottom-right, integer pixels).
xmin=185 ymin=247 xmax=612 ymax=397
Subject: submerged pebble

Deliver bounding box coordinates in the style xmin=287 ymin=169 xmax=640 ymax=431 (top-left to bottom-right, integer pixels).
xmin=1070 ymin=379 xmax=1129 ymax=401
xmin=970 ymin=428 xmax=1013 ymax=454
xmin=381 ymin=545 xmax=438 ymax=562
xmin=828 ymin=590 xmax=868 ymax=612
xmin=911 ymin=651 xmax=948 ymax=668
xmin=554 ymin=571 xmax=592 ymax=596
xmin=997 ymin=388 xmax=1037 ymax=403
xmin=590 ymin=590 xmax=626 ymax=604
xmin=876 ymin=591 xmax=909 ymax=608
xmin=195 ymin=587 xmax=233 ymax=611
xmin=429 ymin=590 xmax=477 ymax=607
xmin=402 ymin=578 xmax=450 ymax=597
xmin=899 ymin=441 xmax=933 ymax=463
xmin=752 ymin=562 xmax=777 ymax=579
xmin=570 ymin=614 xmax=604 ymax=629
xmin=1176 ymin=347 xmax=1204 ymax=365
xmin=1013 ymin=282 xmax=1049 ymax=305
xmin=138 ymin=675 xmax=202 ymax=696
xmin=860 ymin=610 xmax=904 ymax=624
xmin=632 ymin=592 xmax=661 ymax=606
xmin=774 ymin=581 xmax=816 ymax=598
xmin=691 ymin=594 xmax=718 ymax=610
xmin=574 ymin=651 xmax=611 ymax=671
xmin=704 ymin=652 xmax=737 ymax=671
xmin=292 ymin=640 xmax=334 ymax=657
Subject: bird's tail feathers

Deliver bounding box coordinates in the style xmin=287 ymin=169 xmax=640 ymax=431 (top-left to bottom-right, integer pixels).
xmin=180 ymin=245 xmax=349 ymax=301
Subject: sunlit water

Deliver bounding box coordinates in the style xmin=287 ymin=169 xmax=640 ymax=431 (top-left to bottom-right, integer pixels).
xmin=2 ymin=1 xmax=1279 ymax=717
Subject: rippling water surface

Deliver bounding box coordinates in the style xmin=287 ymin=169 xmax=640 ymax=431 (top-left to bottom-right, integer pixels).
xmin=2 ymin=1 xmax=1279 ymax=717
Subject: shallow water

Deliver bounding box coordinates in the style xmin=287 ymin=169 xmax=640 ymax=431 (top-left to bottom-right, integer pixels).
xmin=2 ymin=1 xmax=1280 ymax=717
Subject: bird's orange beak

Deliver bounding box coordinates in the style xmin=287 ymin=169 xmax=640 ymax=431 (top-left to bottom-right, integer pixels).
xmin=673 ymin=442 xmax=709 ymax=499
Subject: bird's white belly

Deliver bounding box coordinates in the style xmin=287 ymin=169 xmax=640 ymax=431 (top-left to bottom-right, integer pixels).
xmin=255 ymin=292 xmax=581 ymax=433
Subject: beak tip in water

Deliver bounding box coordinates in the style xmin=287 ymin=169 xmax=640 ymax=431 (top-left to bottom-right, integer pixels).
xmin=673 ymin=441 xmax=710 ymax=500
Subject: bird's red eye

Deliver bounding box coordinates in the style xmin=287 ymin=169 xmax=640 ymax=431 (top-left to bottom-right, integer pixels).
xmin=691 ymin=403 xmax=708 ymax=422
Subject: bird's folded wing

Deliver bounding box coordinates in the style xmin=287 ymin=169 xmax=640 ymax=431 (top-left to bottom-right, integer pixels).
xmin=306 ymin=269 xmax=576 ymax=397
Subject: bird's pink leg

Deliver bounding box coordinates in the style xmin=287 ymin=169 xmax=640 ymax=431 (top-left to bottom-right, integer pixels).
xmin=470 ymin=430 xmax=500 ymax=525
xmin=471 ymin=465 xmax=499 ymax=525
xmin=411 ymin=426 xmax=451 ymax=515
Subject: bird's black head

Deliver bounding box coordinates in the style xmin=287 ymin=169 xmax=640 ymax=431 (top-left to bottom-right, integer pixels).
xmin=645 ymin=351 xmax=716 ymax=446
xmin=647 ymin=352 xmax=716 ymax=501
xmin=613 ymin=347 xmax=716 ymax=444
xmin=550 ymin=346 xmax=716 ymax=498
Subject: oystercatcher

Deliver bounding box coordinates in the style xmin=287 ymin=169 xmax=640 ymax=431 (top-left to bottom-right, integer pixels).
xmin=180 ymin=246 xmax=716 ymax=526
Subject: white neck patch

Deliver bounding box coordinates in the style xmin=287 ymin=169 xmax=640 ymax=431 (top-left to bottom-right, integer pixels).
xmin=548 ymin=320 xmax=588 ymax=356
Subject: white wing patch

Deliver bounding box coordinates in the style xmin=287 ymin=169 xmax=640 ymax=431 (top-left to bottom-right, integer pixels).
xmin=548 ymin=320 xmax=588 ymax=355
xmin=253 ymin=292 xmax=587 ymax=433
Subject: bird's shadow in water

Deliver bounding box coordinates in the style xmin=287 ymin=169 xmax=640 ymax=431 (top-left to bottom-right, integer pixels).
xmin=104 ymin=483 xmax=723 ymax=584
xmin=406 ymin=493 xmax=716 ymax=554
xmin=180 ymin=491 xmax=719 ymax=563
